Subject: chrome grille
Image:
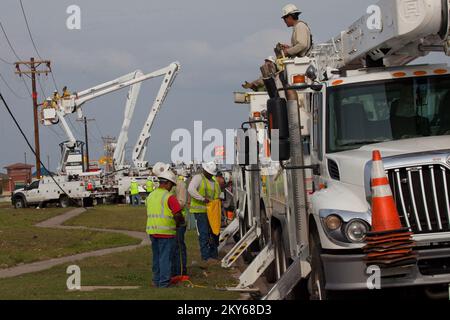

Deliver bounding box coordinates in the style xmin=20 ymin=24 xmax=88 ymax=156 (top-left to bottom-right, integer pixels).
xmin=387 ymin=165 xmax=450 ymax=234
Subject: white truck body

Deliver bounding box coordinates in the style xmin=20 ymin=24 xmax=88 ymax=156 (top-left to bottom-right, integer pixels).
xmin=11 ymin=176 xmax=91 ymax=208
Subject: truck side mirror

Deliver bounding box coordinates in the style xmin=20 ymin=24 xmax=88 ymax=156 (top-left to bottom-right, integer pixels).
xmin=267 ymin=97 xmax=290 ymax=161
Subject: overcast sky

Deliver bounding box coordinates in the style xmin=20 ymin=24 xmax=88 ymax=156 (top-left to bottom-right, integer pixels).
xmin=0 ymin=0 xmax=448 ymax=172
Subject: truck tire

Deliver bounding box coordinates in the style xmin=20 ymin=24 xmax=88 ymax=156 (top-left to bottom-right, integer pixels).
xmin=13 ymin=197 xmax=26 ymax=209
xmin=59 ymin=196 xmax=70 ymax=208
xmin=308 ymin=232 xmax=334 ymax=300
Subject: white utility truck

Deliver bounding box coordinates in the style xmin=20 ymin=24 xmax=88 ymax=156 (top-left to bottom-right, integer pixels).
xmin=41 ymin=62 xmax=180 ymax=202
xmin=225 ymin=0 xmax=450 ymax=300
xmin=11 ymin=176 xmax=91 ymax=209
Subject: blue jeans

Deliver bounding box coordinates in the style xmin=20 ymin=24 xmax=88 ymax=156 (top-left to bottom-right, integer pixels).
xmin=131 ymin=195 xmax=140 ymax=206
xmin=194 ymin=213 xmax=219 ymax=261
xmin=172 ymin=226 xmax=187 ymax=276
xmin=150 ymin=236 xmax=175 ymax=288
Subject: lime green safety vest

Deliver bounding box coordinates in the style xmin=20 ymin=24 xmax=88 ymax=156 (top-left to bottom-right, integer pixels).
xmin=190 ymin=174 xmax=220 ymax=214
xmin=146 ymin=180 xmax=154 ymax=193
xmin=130 ymin=181 xmax=139 ymax=195
xmin=146 ymin=188 xmax=176 ymax=236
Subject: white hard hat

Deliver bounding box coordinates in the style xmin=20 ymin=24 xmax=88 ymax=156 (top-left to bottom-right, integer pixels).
xmin=202 ymin=161 xmax=217 ymax=175
xmin=223 ymin=172 xmax=232 ymax=184
xmin=152 ymin=162 xmax=170 ymax=177
xmin=147 ymin=176 xmax=153 ymax=180
xmin=131 ymin=178 xmax=137 ymax=182
xmin=282 ymin=4 xmax=301 ymax=18
xmin=158 ymin=170 xmax=177 ymax=185
xmin=265 ymin=56 xmax=276 ymax=64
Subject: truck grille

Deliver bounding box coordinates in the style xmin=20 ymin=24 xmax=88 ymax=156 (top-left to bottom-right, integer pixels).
xmin=387 ymin=165 xmax=450 ymax=234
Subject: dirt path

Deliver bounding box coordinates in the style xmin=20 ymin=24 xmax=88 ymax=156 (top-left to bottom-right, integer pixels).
xmin=0 ymin=207 xmax=149 ymax=279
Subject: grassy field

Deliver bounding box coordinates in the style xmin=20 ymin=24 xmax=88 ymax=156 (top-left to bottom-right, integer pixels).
xmin=0 ymin=229 xmax=240 ymax=299
xmin=0 ymin=205 xmax=141 ymax=268
xmin=64 ymin=205 xmax=147 ymax=232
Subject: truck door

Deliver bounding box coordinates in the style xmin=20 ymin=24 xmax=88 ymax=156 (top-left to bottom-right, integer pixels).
xmin=25 ymin=180 xmax=43 ymax=204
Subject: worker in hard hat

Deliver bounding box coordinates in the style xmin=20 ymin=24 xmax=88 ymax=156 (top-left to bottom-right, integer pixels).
xmin=242 ymin=56 xmax=277 ymax=92
xmin=171 ymin=174 xmax=189 ymax=279
xmin=130 ymin=178 xmax=140 ymax=206
xmin=146 ymin=176 xmax=155 ymax=194
xmin=62 ymin=86 xmax=71 ymax=98
xmin=146 ymin=169 xmax=184 ymax=288
xmin=279 ymin=4 xmax=312 ymax=58
xmin=188 ymin=161 xmax=221 ymax=265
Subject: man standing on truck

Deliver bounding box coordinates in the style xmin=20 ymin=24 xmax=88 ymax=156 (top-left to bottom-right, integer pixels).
xmin=279 ymin=4 xmax=312 ymax=58
xmin=188 ymin=162 xmax=221 ymax=265
xmin=146 ymin=169 xmax=184 ymax=288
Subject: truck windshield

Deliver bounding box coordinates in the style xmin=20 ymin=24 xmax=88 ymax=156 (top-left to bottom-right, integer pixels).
xmin=327 ymin=75 xmax=450 ymax=153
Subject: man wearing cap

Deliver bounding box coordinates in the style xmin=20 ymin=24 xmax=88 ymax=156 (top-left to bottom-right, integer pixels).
xmin=242 ymin=56 xmax=277 ymax=92
xmin=146 ymin=168 xmax=184 ymax=288
xmin=280 ymin=4 xmax=312 ymax=58
xmin=188 ymin=161 xmax=221 ymax=264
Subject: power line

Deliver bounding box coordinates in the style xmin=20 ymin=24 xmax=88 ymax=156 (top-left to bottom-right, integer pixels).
xmin=19 ymin=0 xmax=42 ymax=60
xmin=0 ymin=70 xmax=27 ymax=99
xmin=0 ymin=21 xmax=21 ymax=61
xmin=0 ymin=56 xmax=12 ymax=65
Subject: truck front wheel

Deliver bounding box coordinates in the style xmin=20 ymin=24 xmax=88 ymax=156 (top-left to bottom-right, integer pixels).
xmin=13 ymin=197 xmax=26 ymax=209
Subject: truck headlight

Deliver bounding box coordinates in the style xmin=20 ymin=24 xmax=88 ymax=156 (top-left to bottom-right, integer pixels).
xmin=345 ymin=219 xmax=368 ymax=243
xmin=324 ymin=215 xmax=342 ymax=231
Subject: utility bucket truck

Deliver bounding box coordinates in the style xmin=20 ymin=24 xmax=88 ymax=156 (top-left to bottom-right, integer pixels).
xmin=227 ymin=0 xmax=450 ymax=300
xmin=40 ymin=62 xmax=180 ymax=204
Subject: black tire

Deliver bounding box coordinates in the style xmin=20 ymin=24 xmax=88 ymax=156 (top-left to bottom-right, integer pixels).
xmin=59 ymin=196 xmax=70 ymax=208
xmin=308 ymin=232 xmax=334 ymax=300
xmin=13 ymin=197 xmax=26 ymax=209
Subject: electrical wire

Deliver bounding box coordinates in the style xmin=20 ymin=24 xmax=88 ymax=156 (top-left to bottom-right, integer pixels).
xmin=0 ymin=70 xmax=27 ymax=99
xmin=0 ymin=21 xmax=21 ymax=61
xmin=19 ymin=0 xmax=42 ymax=60
xmin=0 ymin=91 xmax=79 ymax=206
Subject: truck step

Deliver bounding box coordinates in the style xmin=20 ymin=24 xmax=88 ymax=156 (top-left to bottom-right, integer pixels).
xmin=221 ymin=225 xmax=257 ymax=268
xmin=229 ymin=243 xmax=275 ymax=290
xmin=218 ymin=218 xmax=239 ymax=253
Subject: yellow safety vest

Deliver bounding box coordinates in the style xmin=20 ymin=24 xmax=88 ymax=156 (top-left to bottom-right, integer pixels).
xmin=146 ymin=188 xmax=176 ymax=236
xmin=190 ymin=175 xmax=220 ymax=214
xmin=146 ymin=180 xmax=154 ymax=192
xmin=130 ymin=181 xmax=139 ymax=195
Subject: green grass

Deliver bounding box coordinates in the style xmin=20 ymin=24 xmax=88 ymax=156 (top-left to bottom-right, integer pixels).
xmin=0 ymin=206 xmax=141 ymax=268
xmin=64 ymin=205 xmax=147 ymax=232
xmin=0 ymin=230 xmax=240 ymax=300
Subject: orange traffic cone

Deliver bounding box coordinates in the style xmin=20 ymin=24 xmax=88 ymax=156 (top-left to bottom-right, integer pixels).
xmin=370 ymin=150 xmax=402 ymax=232
xmin=363 ymin=150 xmax=416 ymax=268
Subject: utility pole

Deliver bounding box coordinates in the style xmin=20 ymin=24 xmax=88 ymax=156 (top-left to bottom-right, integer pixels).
xmin=15 ymin=58 xmax=53 ymax=180
xmin=77 ymin=117 xmax=94 ymax=172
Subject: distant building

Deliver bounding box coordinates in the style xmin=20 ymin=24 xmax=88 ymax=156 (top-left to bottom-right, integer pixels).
xmin=4 ymin=163 xmax=34 ymax=192
xmin=0 ymin=172 xmax=10 ymax=195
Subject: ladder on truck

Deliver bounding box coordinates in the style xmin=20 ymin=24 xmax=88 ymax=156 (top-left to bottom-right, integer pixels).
xmin=218 ymin=218 xmax=239 ymax=253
